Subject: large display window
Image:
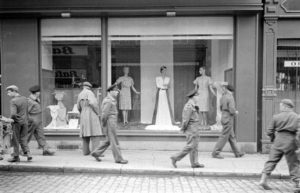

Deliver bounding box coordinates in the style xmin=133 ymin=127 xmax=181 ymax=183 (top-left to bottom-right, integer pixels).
xmin=108 ymin=17 xmax=234 ymax=131
xmin=41 ymin=19 xmax=101 ymax=129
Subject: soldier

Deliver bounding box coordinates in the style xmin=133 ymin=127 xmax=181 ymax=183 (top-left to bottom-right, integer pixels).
xmin=259 ymin=99 xmax=300 ymax=191
xmin=91 ymin=84 xmax=128 ymax=164
xmin=211 ymin=84 xmax=244 ymax=159
xmin=6 ymin=85 xmax=32 ymax=162
xmin=27 ymin=85 xmax=54 ymax=156
xmin=170 ymin=90 xmax=204 ymax=168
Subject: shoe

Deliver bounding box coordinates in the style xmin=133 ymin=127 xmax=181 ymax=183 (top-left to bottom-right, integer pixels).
xmin=235 ymin=153 xmax=245 ymax=158
xmin=43 ymin=150 xmax=55 ymax=156
xmin=116 ymin=160 xmax=128 ymax=164
xmin=170 ymin=157 xmax=177 ymax=168
xmin=259 ymin=173 xmax=272 ymax=190
xmin=212 ymin=153 xmax=224 ymax=159
xmin=91 ymin=152 xmax=102 ymax=162
xmin=24 ymin=153 xmax=33 ymax=161
xmin=7 ymin=156 xmax=20 ymax=163
xmin=259 ymin=182 xmax=272 ymax=190
xmin=191 ymin=163 xmax=205 ymax=168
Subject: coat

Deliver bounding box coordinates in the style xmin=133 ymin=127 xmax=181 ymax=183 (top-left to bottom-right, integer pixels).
xmin=77 ymin=88 xmax=102 ymax=137
xmin=181 ymin=99 xmax=201 ymax=136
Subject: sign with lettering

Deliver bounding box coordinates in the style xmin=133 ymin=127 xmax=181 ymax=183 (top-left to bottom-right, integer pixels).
xmin=284 ymin=61 xmax=300 ymax=67
xmin=52 ymin=45 xmax=88 ymax=56
xmin=55 ymin=69 xmax=86 ymax=79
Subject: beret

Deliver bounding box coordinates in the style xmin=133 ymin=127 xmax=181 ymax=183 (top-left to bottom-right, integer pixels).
xmin=6 ymin=85 xmax=19 ymax=92
xmin=107 ymin=84 xmax=119 ymax=92
xmin=83 ymin=81 xmax=92 ymax=88
xmin=29 ymin=85 xmax=40 ymax=93
xmin=281 ymin=99 xmax=294 ymax=108
xmin=226 ymin=85 xmax=235 ymax=92
xmin=186 ymin=89 xmax=197 ymax=98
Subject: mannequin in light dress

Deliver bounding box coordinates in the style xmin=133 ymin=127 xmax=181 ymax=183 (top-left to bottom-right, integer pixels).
xmin=153 ymin=66 xmax=173 ymax=125
xmin=193 ymin=66 xmax=216 ymax=126
xmin=115 ymin=66 xmax=140 ymax=125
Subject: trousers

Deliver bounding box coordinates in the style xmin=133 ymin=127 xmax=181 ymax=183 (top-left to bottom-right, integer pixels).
xmin=27 ymin=119 xmax=48 ymax=150
xmin=262 ymin=132 xmax=300 ymax=181
xmin=171 ymin=134 xmax=200 ymax=166
xmin=91 ymin=117 xmax=123 ymax=162
xmin=11 ymin=123 xmax=30 ymax=157
xmin=82 ymin=136 xmax=101 ymax=155
xmin=212 ymin=113 xmax=242 ymax=156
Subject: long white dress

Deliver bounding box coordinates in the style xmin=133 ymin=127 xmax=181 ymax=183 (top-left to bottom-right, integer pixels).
xmin=145 ymin=76 xmax=179 ymax=131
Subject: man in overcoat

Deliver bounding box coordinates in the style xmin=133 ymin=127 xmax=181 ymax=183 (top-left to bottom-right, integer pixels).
xmin=77 ymin=81 xmax=102 ymax=155
xmin=170 ymin=90 xmax=204 ymax=168
xmin=259 ymin=99 xmax=300 ymax=191
xmin=211 ymin=84 xmax=244 ymax=159
xmin=91 ymin=84 xmax=128 ymax=164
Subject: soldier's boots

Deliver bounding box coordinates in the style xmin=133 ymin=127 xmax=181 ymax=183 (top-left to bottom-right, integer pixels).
xmin=116 ymin=160 xmax=128 ymax=164
xmin=24 ymin=152 xmax=32 ymax=161
xmin=170 ymin=157 xmax=177 ymax=168
xmin=259 ymin=173 xmax=272 ymax=190
xmin=212 ymin=153 xmax=224 ymax=159
xmin=191 ymin=163 xmax=205 ymax=168
xmin=42 ymin=149 xmax=55 ymax=156
xmin=7 ymin=156 xmax=20 ymax=163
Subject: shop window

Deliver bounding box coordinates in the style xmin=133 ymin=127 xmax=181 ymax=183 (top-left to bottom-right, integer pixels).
xmin=41 ymin=19 xmax=101 ymax=129
xmin=108 ymin=17 xmax=234 ymax=131
xmin=276 ymin=39 xmax=300 ymax=113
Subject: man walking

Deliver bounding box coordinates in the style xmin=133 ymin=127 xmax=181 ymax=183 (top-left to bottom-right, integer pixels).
xmin=170 ymin=90 xmax=204 ymax=168
xmin=77 ymin=82 xmax=102 ymax=155
xmin=211 ymin=84 xmax=244 ymax=159
xmin=259 ymin=99 xmax=300 ymax=191
xmin=91 ymin=84 xmax=128 ymax=164
xmin=6 ymin=85 xmax=32 ymax=162
xmin=27 ymin=85 xmax=54 ymax=156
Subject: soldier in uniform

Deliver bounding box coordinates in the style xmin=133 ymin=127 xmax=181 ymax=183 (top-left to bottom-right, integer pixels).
xmin=259 ymin=99 xmax=300 ymax=191
xmin=170 ymin=90 xmax=204 ymax=168
xmin=91 ymin=84 xmax=128 ymax=164
xmin=211 ymin=84 xmax=244 ymax=159
xmin=27 ymin=85 xmax=54 ymax=156
xmin=6 ymin=85 xmax=32 ymax=162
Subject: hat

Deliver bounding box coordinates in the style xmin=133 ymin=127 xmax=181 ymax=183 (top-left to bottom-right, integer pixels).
xmin=29 ymin=85 xmax=40 ymax=93
xmin=186 ymin=90 xmax=197 ymax=98
xmin=281 ymin=99 xmax=294 ymax=108
xmin=226 ymin=85 xmax=235 ymax=92
xmin=6 ymin=85 xmax=19 ymax=92
xmin=83 ymin=81 xmax=92 ymax=88
xmin=107 ymin=84 xmax=119 ymax=92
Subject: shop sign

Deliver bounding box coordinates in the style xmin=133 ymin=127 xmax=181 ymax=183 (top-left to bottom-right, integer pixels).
xmin=52 ymin=46 xmax=88 ymax=56
xmin=284 ymin=61 xmax=300 ymax=67
xmin=55 ymin=69 xmax=86 ymax=79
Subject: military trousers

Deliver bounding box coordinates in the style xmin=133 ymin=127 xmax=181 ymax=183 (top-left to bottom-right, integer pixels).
xmin=27 ymin=119 xmax=48 ymax=151
xmin=262 ymin=132 xmax=300 ymax=181
xmin=212 ymin=114 xmax=242 ymax=156
xmin=171 ymin=133 xmax=200 ymax=166
xmin=82 ymin=136 xmax=101 ymax=155
xmin=11 ymin=123 xmax=30 ymax=157
xmin=91 ymin=117 xmax=123 ymax=162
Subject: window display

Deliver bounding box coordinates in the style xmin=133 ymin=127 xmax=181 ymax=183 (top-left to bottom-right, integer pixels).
xmin=109 ymin=17 xmax=234 ymax=131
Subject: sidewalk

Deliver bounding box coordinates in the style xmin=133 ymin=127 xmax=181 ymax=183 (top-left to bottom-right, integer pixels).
xmin=0 ymin=149 xmax=290 ymax=179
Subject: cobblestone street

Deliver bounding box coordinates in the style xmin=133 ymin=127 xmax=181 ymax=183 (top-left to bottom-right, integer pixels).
xmin=0 ymin=172 xmax=294 ymax=193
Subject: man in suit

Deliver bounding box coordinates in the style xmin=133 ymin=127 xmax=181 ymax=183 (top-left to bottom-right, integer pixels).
xmin=259 ymin=99 xmax=300 ymax=191
xmin=211 ymin=83 xmax=244 ymax=159
xmin=6 ymin=85 xmax=32 ymax=162
xmin=91 ymin=84 xmax=128 ymax=164
xmin=170 ymin=89 xmax=204 ymax=168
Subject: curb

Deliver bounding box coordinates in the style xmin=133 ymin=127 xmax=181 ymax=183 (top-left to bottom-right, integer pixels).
xmin=0 ymin=164 xmax=290 ymax=179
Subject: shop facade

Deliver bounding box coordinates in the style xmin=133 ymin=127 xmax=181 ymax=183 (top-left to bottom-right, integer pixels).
xmin=262 ymin=0 xmax=300 ymax=152
xmin=0 ymin=0 xmax=263 ymax=152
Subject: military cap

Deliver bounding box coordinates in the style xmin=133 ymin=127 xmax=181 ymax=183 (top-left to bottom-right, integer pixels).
xmin=186 ymin=89 xmax=197 ymax=98
xmin=82 ymin=81 xmax=92 ymax=88
xmin=226 ymin=84 xmax=235 ymax=92
xmin=29 ymin=85 xmax=40 ymax=93
xmin=6 ymin=85 xmax=19 ymax=92
xmin=281 ymin=99 xmax=294 ymax=108
xmin=107 ymin=84 xmax=119 ymax=92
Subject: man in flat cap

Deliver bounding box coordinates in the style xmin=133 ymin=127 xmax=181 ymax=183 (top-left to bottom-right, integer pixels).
xmin=259 ymin=99 xmax=300 ymax=191
xmin=6 ymin=85 xmax=32 ymax=162
xmin=170 ymin=89 xmax=204 ymax=168
xmin=27 ymin=85 xmax=54 ymax=156
xmin=77 ymin=81 xmax=102 ymax=155
xmin=212 ymin=83 xmax=244 ymax=159
xmin=91 ymin=84 xmax=128 ymax=164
